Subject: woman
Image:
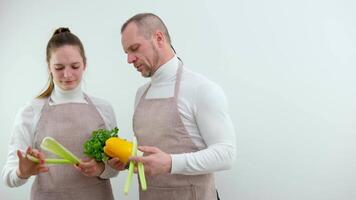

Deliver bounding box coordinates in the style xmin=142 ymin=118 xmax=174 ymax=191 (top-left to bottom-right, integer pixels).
xmin=1 ymin=27 xmax=117 ymax=200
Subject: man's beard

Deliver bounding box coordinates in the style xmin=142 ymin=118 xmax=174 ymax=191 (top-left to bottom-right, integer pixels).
xmin=143 ymin=44 xmax=160 ymax=78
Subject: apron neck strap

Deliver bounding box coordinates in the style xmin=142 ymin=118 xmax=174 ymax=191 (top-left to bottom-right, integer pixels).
xmin=141 ymin=61 xmax=184 ymax=100
xmin=173 ymin=61 xmax=183 ymax=98
xmin=44 ymin=92 xmax=93 ymax=107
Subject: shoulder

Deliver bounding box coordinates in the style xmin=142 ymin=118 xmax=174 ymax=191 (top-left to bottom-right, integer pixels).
xmin=136 ymin=82 xmax=150 ymax=96
xmin=13 ymin=98 xmax=46 ymax=130
xmin=18 ymin=98 xmax=46 ymax=117
xmin=182 ymin=68 xmax=225 ymax=98
xmin=87 ymin=95 xmax=115 ymax=112
xmin=135 ymin=82 xmax=150 ymax=101
xmin=180 ymin=68 xmax=228 ymax=114
xmin=88 ymin=95 xmax=111 ymax=105
xmin=86 ymin=95 xmax=117 ymax=128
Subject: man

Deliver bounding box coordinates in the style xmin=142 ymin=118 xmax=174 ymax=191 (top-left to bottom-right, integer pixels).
xmin=114 ymin=13 xmax=236 ymax=200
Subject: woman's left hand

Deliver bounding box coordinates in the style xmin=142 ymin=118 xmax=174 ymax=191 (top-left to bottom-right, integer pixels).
xmin=75 ymin=158 xmax=104 ymax=177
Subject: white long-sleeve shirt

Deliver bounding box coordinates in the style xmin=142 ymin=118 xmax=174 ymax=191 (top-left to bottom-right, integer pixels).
xmin=135 ymin=56 xmax=236 ymax=175
xmin=2 ymin=84 xmax=118 ymax=188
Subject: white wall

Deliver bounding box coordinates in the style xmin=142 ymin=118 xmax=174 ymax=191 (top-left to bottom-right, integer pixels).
xmin=0 ymin=0 xmax=355 ymax=199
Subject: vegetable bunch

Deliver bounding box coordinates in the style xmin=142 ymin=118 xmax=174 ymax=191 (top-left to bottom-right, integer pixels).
xmin=83 ymin=127 xmax=119 ymax=161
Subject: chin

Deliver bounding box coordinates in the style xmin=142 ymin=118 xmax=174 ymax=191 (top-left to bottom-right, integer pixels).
xmin=141 ymin=71 xmax=152 ymax=78
xmin=61 ymin=84 xmax=78 ymax=91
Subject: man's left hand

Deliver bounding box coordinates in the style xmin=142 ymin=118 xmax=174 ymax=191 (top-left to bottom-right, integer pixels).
xmin=129 ymin=146 xmax=172 ymax=176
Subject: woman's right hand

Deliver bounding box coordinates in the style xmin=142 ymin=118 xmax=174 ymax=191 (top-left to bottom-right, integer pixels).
xmin=16 ymin=147 xmax=49 ymax=179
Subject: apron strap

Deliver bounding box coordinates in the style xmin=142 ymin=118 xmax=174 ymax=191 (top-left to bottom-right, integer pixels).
xmin=173 ymin=61 xmax=183 ymax=98
xmin=140 ymin=60 xmax=184 ymax=102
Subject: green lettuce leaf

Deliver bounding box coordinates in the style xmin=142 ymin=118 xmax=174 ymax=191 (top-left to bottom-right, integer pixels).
xmin=83 ymin=127 xmax=119 ymax=161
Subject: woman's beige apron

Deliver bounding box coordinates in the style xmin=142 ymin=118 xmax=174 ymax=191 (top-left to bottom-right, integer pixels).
xmin=31 ymin=94 xmax=114 ymax=200
xmin=133 ymin=64 xmax=216 ymax=200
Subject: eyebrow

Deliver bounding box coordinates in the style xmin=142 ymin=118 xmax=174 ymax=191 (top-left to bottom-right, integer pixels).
xmin=54 ymin=62 xmax=81 ymax=65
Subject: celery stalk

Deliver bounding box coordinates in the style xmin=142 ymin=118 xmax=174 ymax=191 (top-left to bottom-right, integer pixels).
xmin=40 ymin=137 xmax=80 ymax=164
xmin=124 ymin=136 xmax=138 ymax=195
xmin=137 ymin=150 xmax=147 ymax=191
xmin=124 ymin=161 xmax=135 ymax=195
xmin=27 ymin=155 xmax=74 ymax=164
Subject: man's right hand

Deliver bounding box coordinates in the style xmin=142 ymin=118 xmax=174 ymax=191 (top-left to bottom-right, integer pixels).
xmin=16 ymin=147 xmax=48 ymax=179
xmin=107 ymin=157 xmax=127 ymax=171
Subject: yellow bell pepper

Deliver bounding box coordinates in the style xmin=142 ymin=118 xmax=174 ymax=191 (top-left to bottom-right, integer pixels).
xmin=104 ymin=137 xmax=133 ymax=164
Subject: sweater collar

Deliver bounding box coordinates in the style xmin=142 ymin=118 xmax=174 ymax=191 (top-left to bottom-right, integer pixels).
xmin=150 ymin=56 xmax=179 ymax=86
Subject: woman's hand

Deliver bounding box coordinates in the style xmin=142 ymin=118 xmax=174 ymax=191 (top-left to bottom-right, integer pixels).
xmin=16 ymin=147 xmax=48 ymax=179
xmin=75 ymin=158 xmax=104 ymax=177
xmin=107 ymin=157 xmax=127 ymax=171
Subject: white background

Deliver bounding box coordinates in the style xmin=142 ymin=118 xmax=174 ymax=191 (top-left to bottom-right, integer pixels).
xmin=0 ymin=0 xmax=355 ymax=199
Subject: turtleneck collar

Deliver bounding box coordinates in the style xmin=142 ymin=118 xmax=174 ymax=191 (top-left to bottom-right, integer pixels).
xmin=151 ymin=55 xmax=179 ymax=86
xmin=51 ymin=82 xmax=85 ymax=104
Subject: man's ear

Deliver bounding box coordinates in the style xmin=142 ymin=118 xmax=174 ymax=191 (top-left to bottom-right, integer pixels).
xmin=154 ymin=30 xmax=165 ymax=47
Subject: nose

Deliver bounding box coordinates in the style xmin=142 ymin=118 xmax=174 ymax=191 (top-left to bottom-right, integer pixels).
xmin=63 ymin=68 xmax=72 ymax=78
xmin=127 ymin=54 xmax=137 ymax=64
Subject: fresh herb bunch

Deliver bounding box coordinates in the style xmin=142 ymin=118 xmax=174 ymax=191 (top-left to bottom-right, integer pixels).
xmin=84 ymin=127 xmax=119 ymax=161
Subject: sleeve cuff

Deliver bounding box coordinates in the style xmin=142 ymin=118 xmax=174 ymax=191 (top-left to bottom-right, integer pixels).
xmin=99 ymin=161 xmax=119 ymax=179
xmin=170 ymin=154 xmax=187 ymax=174
xmin=11 ymin=169 xmax=28 ymax=187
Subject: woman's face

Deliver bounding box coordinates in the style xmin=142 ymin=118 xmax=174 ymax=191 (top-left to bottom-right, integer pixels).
xmin=49 ymin=45 xmax=86 ymax=91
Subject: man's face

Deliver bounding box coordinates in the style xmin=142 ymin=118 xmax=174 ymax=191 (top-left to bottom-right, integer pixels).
xmin=121 ymin=23 xmax=159 ymax=77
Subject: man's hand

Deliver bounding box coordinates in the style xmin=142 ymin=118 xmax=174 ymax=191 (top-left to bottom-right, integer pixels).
xmin=129 ymin=146 xmax=172 ymax=176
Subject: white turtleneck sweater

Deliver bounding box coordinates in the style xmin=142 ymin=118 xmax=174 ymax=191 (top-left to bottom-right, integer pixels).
xmin=135 ymin=56 xmax=236 ymax=175
xmin=2 ymin=84 xmax=118 ymax=187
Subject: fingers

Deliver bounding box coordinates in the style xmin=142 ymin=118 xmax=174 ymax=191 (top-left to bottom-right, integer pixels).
xmin=108 ymin=158 xmax=127 ymax=171
xmin=26 ymin=146 xmax=32 ymax=155
xmin=76 ymin=159 xmax=104 ymax=177
xmin=76 ymin=159 xmax=95 ymax=173
xmin=32 ymin=150 xmax=46 ymax=164
xmin=107 ymin=157 xmax=119 ymax=164
xmin=25 ymin=147 xmax=46 ymax=164
xmin=80 ymin=157 xmax=92 ymax=162
xmin=107 ymin=158 xmax=119 ymax=167
xmin=132 ymin=166 xmax=138 ymax=174
xmin=73 ymin=164 xmax=82 ymax=171
xmin=74 ymin=163 xmax=94 ymax=176
xmin=37 ymin=167 xmax=49 ymax=173
xmin=36 ymin=165 xmax=49 ymax=173
xmin=17 ymin=150 xmax=24 ymax=160
xmin=129 ymin=156 xmax=146 ymax=164
xmin=138 ymin=146 xmax=160 ymax=154
xmin=129 ymin=146 xmax=162 ymax=168
xmin=78 ymin=158 xmax=96 ymax=168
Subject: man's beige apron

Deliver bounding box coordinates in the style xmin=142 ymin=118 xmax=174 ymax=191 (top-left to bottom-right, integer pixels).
xmin=31 ymin=94 xmax=114 ymax=200
xmin=133 ymin=63 xmax=217 ymax=200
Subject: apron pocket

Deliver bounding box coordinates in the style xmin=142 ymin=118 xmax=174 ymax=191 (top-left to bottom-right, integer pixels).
xmin=141 ymin=185 xmax=197 ymax=200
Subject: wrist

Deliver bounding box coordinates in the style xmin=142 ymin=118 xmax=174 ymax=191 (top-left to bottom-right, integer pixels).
xmin=97 ymin=162 xmax=105 ymax=176
xmin=167 ymin=154 xmax=172 ymax=174
xmin=16 ymin=168 xmax=29 ymax=179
